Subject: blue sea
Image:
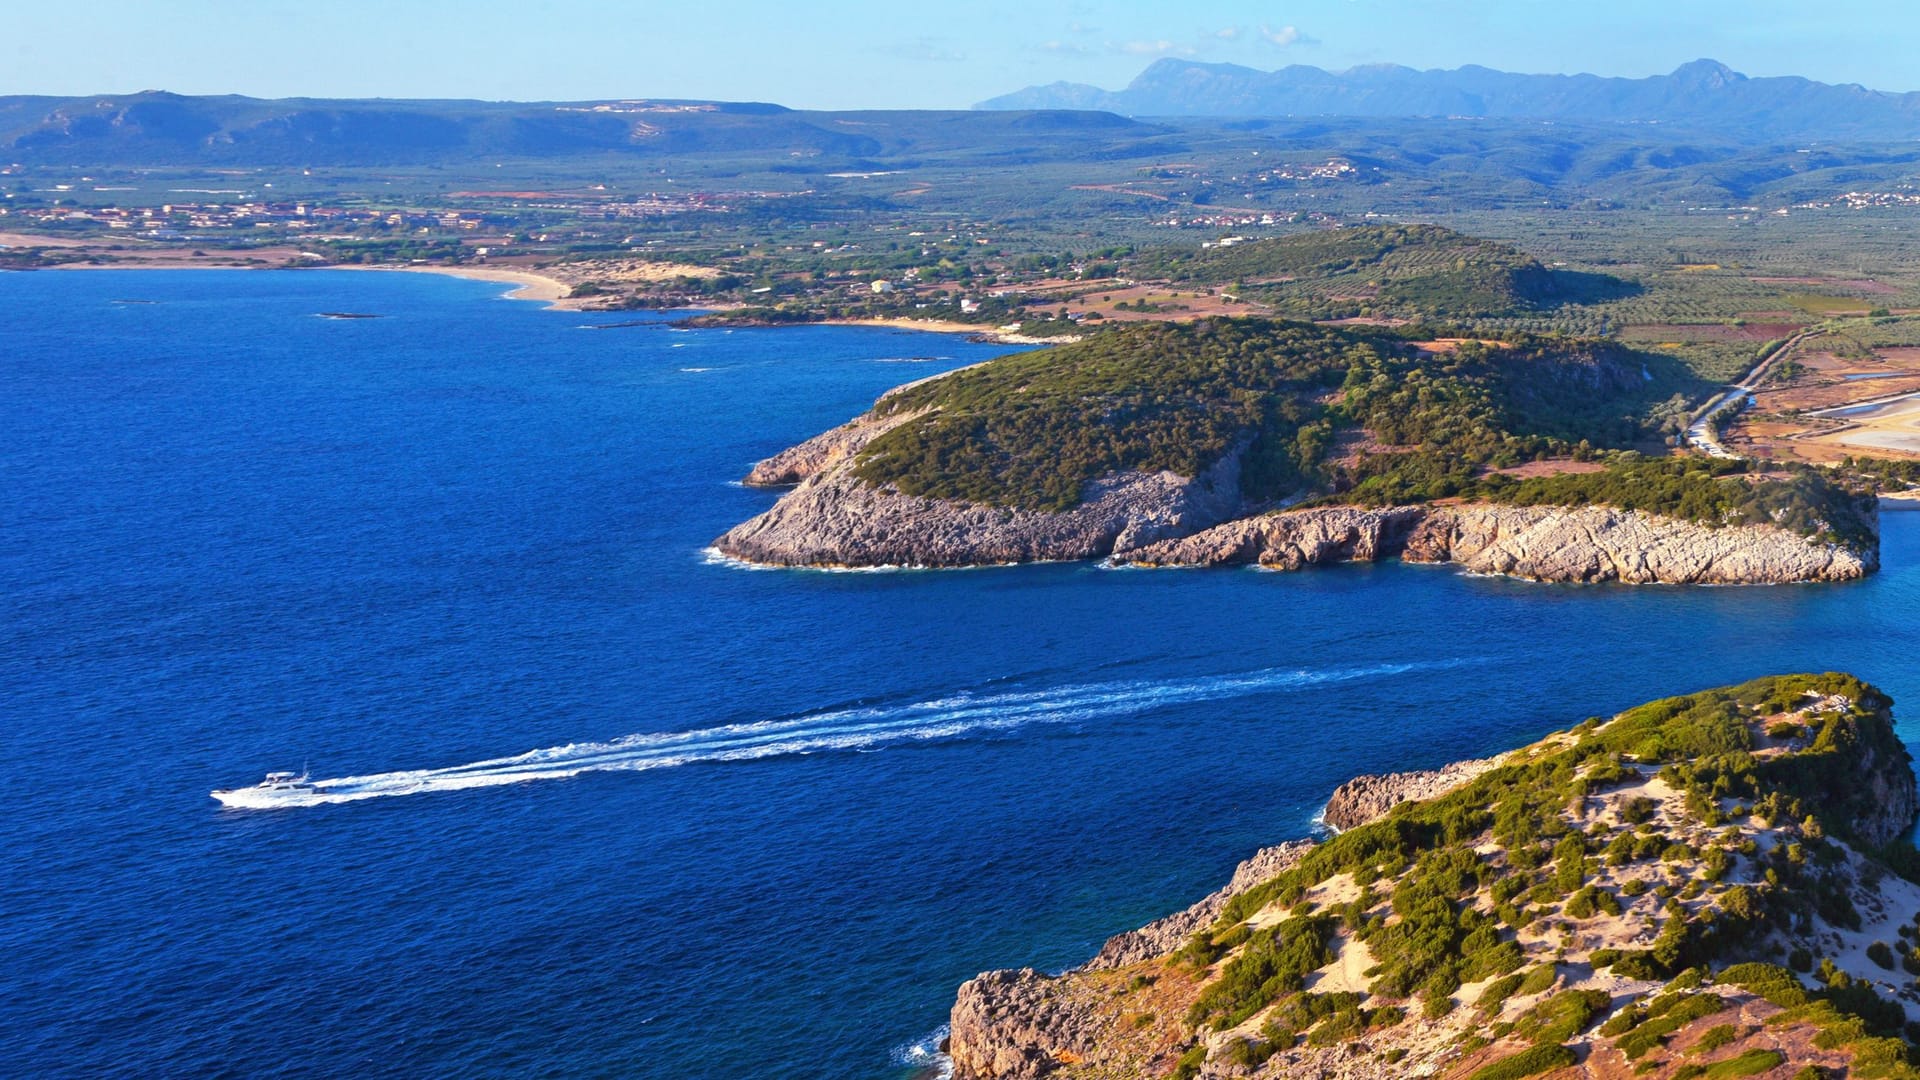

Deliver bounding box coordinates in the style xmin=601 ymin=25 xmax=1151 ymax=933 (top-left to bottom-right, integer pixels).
xmin=6 ymin=269 xmax=1920 ymax=1079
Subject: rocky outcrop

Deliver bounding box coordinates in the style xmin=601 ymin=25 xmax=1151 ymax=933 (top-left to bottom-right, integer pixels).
xmin=1845 ymin=733 xmax=1919 ymax=849
xmin=720 ymin=402 xmax=1876 ymax=582
xmin=948 ymin=676 xmax=1917 ymax=1080
xmin=1125 ymin=502 xmax=1877 ymax=584
xmin=1115 ymin=505 xmax=1423 ymax=570
xmin=717 ymin=444 xmax=1251 ymax=568
xmin=947 ymin=769 xmax=1477 ymax=1078
xmin=1085 ymin=841 xmax=1316 ymax=971
xmin=1320 ymin=755 xmax=1504 ymax=832
xmin=740 ymin=408 xmax=920 ymax=487
xmin=1408 ymin=503 xmax=1876 ymax=584
xmin=949 ymin=969 xmax=1108 ymax=1080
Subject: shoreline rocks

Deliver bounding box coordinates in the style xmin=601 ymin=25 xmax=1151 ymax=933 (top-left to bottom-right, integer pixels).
xmin=944 ymin=690 xmax=1919 ymax=1079
xmin=716 ymin=443 xmax=1253 ymax=569
xmin=1319 ymin=755 xmax=1505 ymax=832
xmin=717 ymin=401 xmax=1877 ymax=584
xmin=1122 ymin=502 xmax=1875 ymax=584
xmin=947 ymin=763 xmax=1492 ymax=1079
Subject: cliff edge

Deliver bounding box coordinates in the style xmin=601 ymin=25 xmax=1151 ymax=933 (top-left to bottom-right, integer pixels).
xmin=947 ymin=674 xmax=1920 ymax=1080
xmin=715 ymin=422 xmax=1876 ymax=582
xmin=1122 ymin=503 xmax=1877 ymax=584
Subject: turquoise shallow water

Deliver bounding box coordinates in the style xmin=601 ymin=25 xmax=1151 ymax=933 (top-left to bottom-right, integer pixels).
xmin=5 ymin=269 xmax=1920 ymax=1078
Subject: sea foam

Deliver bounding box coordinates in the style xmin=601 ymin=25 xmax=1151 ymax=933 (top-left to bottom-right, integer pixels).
xmin=212 ymin=658 xmax=1478 ymax=809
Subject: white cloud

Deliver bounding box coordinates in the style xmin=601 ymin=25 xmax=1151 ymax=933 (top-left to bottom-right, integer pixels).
xmin=1114 ymin=39 xmax=1195 ymax=57
xmin=1260 ymin=24 xmax=1316 ymax=47
xmin=1214 ymin=26 xmax=1244 ymax=40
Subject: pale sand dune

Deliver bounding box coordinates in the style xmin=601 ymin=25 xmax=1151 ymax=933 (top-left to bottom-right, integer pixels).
xmin=0 ymin=231 xmax=91 ymax=248
xmin=1819 ymin=394 xmax=1920 ymax=454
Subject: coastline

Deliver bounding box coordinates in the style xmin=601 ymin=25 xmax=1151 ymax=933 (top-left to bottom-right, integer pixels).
xmin=324 ymin=264 xmax=577 ymax=308
xmin=820 ymin=316 xmax=1075 ymax=346
xmin=32 ymin=257 xmax=584 ymax=310
xmin=27 ymin=260 xmax=1055 ymax=334
xmin=946 ymin=674 xmax=1920 ymax=1080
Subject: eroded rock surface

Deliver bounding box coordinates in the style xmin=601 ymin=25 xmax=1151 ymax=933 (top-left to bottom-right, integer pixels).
xmin=717 ymin=447 xmax=1249 ymax=568
xmin=1125 ymin=503 xmax=1875 ymax=584
xmin=1320 ymin=756 xmax=1505 ymax=832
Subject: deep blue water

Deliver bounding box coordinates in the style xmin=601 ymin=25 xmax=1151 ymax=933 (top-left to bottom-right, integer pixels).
xmin=7 ymin=269 xmax=1920 ymax=1079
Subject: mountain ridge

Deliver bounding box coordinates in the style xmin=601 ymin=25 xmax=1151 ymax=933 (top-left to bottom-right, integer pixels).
xmin=979 ymin=58 xmax=1920 ymax=140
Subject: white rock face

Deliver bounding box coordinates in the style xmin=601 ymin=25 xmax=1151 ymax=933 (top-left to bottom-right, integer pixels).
xmin=1414 ymin=503 xmax=1875 ymax=584
xmin=1125 ymin=503 xmax=1876 ymax=584
xmin=718 ymin=406 xmax=1877 ymax=583
xmin=716 ymin=424 xmax=1250 ymax=568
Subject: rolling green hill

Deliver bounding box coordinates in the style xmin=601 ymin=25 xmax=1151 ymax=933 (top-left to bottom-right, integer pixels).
xmin=1126 ymin=224 xmax=1638 ymax=318
xmin=852 ymin=318 xmax=1698 ymax=510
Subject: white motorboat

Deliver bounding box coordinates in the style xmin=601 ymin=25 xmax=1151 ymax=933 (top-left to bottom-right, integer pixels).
xmin=212 ymin=768 xmax=323 ymax=808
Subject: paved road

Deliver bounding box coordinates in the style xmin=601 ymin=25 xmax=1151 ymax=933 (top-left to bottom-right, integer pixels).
xmin=1682 ymin=329 xmax=1818 ymax=460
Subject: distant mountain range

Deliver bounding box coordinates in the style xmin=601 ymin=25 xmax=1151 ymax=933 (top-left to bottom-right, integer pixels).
xmin=0 ymin=91 xmax=1159 ymax=166
xmin=979 ymin=59 xmax=1920 ymax=140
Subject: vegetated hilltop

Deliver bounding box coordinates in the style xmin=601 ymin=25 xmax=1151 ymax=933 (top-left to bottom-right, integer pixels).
xmin=0 ymin=90 xmax=1171 ymax=166
xmin=852 ymin=318 xmax=1687 ymax=513
xmin=1125 ymin=225 xmax=1639 ymax=320
xmin=10 ymin=92 xmax=1920 ymax=218
xmin=981 ymin=57 xmax=1920 ymax=141
xmin=714 ymin=316 xmax=1878 ymax=577
xmin=949 ymin=673 xmax=1920 ymax=1080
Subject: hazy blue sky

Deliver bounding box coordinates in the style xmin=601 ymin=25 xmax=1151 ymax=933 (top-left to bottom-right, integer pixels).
xmin=8 ymin=0 xmax=1918 ymax=107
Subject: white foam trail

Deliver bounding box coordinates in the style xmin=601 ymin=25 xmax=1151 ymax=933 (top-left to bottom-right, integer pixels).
xmin=212 ymin=659 xmax=1476 ymax=809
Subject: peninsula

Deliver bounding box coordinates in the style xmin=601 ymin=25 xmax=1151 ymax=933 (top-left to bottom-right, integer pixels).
xmin=714 ymin=317 xmax=1879 ymax=584
xmin=948 ymin=673 xmax=1920 ymax=1079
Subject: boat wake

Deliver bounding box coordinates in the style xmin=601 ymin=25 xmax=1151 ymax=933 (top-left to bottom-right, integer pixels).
xmin=212 ymin=658 xmax=1476 ymax=809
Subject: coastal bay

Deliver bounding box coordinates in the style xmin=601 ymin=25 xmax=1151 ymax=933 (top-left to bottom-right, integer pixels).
xmin=8 ymin=270 xmax=1920 ymax=1079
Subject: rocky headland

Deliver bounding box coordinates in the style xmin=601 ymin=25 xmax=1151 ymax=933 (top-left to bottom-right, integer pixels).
xmin=946 ymin=674 xmax=1920 ymax=1080
xmin=1319 ymin=756 xmax=1506 ymax=833
xmin=1121 ymin=503 xmax=1877 ymax=584
xmin=714 ymin=319 xmax=1880 ymax=582
xmin=714 ymin=408 xmax=1877 ymax=582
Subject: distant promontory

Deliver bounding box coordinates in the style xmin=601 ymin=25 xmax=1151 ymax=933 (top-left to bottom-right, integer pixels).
xmin=713 ymin=287 xmax=1879 ymax=585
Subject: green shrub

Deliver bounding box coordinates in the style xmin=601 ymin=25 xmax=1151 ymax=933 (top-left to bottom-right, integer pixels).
xmin=1868 ymin=941 xmax=1896 ymax=970
xmin=1517 ymin=965 xmax=1560 ymax=996
xmin=1703 ymin=1049 xmax=1784 ymax=1078
xmin=1465 ymin=1044 xmax=1578 ymax=1080
xmin=1691 ymin=1023 xmax=1737 ymax=1054
xmin=1512 ymin=988 xmax=1610 ymax=1046
xmin=1169 ymin=1043 xmax=1208 ymax=1080
xmin=1185 ymin=915 xmax=1336 ymax=1028
xmin=1479 ymin=972 xmax=1527 ymax=1016
xmin=1616 ymin=994 xmax=1729 ymax=1059
xmin=1716 ymin=963 xmax=1810 ymax=1007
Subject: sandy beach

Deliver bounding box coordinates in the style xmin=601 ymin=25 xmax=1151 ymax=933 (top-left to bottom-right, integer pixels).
xmin=820 ymin=316 xmax=1078 ymax=345
xmin=27 ymin=256 xmax=584 ymax=309
xmin=343 ymin=265 xmax=575 ymax=307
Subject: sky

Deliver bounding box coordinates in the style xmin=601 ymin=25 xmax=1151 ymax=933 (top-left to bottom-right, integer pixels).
xmin=7 ymin=0 xmax=1920 ymax=108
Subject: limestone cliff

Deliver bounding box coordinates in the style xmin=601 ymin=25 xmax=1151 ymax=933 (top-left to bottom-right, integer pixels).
xmin=717 ymin=401 xmax=1877 ymax=582
xmin=947 ymin=674 xmax=1920 ymax=1080
xmin=1319 ymin=756 xmax=1505 ymax=833
xmin=1123 ymin=502 xmax=1877 ymax=584
xmin=716 ymin=436 xmax=1250 ymax=568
